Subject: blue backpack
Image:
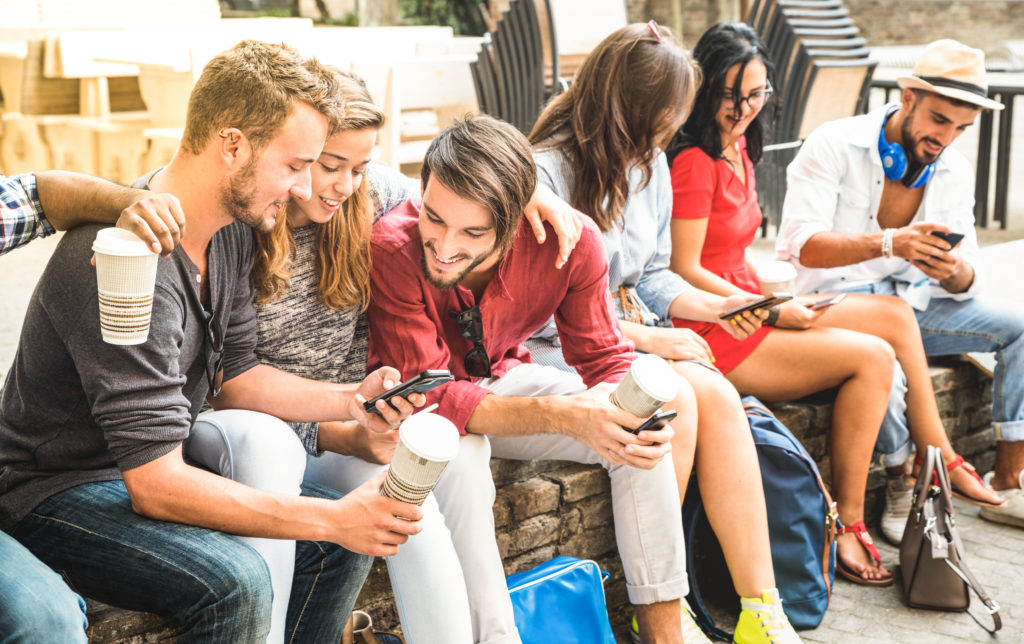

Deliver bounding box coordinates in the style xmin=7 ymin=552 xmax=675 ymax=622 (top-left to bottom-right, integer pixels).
xmin=682 ymin=397 xmax=838 ymax=635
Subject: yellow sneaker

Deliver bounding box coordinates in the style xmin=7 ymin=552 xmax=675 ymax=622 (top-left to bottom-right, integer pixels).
xmin=733 ymin=589 xmax=802 ymax=644
xmin=629 ymin=603 xmax=711 ymax=643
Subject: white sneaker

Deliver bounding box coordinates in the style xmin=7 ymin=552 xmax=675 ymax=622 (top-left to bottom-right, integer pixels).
xmin=880 ymin=474 xmax=914 ymax=545
xmin=978 ymin=470 xmax=1024 ymax=528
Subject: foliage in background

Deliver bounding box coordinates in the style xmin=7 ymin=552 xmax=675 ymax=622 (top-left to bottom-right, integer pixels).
xmin=400 ymin=0 xmax=489 ymax=35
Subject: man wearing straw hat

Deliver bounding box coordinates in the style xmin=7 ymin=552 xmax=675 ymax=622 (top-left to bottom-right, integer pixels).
xmin=777 ymin=39 xmax=1024 ymax=539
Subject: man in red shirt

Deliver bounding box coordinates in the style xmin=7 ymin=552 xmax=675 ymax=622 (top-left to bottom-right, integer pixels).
xmin=369 ymin=115 xmax=691 ymax=643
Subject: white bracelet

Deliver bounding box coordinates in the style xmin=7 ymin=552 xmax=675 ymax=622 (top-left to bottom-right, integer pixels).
xmin=881 ymin=228 xmax=895 ymax=259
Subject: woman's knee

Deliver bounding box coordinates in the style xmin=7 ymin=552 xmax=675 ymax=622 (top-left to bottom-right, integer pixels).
xmin=192 ymin=410 xmax=306 ymax=492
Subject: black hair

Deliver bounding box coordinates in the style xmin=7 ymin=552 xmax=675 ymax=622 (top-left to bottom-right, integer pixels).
xmin=665 ymin=22 xmax=777 ymax=167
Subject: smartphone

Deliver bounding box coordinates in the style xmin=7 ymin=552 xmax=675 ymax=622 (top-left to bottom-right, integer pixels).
xmin=627 ymin=409 xmax=678 ymax=435
xmin=719 ymin=294 xmax=793 ymax=320
xmin=363 ymin=369 xmax=454 ymax=414
xmin=930 ymin=230 xmax=964 ymax=249
xmin=808 ymin=293 xmax=847 ymax=311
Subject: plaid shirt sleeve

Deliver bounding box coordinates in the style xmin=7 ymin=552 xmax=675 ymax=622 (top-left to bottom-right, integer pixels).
xmin=1 ymin=173 xmax=54 ymax=255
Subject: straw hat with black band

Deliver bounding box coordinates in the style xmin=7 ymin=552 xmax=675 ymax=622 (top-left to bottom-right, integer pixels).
xmin=897 ymin=39 xmax=1003 ymax=111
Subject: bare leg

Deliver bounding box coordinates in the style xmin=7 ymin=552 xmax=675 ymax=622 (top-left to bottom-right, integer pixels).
xmin=819 ymin=294 xmax=1003 ymax=505
xmin=634 ymin=600 xmax=683 ymax=644
xmin=671 ymin=361 xmax=775 ymax=597
xmin=727 ymin=327 xmax=893 ymax=582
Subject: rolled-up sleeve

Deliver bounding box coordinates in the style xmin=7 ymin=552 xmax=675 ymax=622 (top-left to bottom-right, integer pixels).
xmin=1 ymin=173 xmax=54 ymax=255
xmin=777 ymin=130 xmax=845 ymax=262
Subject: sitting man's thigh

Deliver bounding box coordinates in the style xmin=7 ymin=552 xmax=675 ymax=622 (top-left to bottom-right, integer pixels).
xmin=12 ymin=480 xmax=272 ymax=621
xmin=916 ymin=295 xmax=1024 ymax=355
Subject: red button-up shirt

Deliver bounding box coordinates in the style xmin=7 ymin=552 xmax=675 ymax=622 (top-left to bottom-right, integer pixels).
xmin=368 ymin=199 xmax=635 ymax=433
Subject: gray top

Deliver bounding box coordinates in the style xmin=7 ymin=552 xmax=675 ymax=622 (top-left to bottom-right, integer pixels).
xmin=530 ymin=148 xmax=693 ymax=343
xmin=0 ymin=171 xmax=259 ymax=529
xmin=255 ymin=163 xmax=417 ymax=455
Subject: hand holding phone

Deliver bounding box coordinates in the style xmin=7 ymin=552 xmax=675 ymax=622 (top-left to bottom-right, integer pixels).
xmin=363 ymin=369 xmax=453 ymax=414
xmin=808 ymin=293 xmax=847 ymax=311
xmin=930 ymin=230 xmax=964 ymax=249
xmin=719 ymin=294 xmax=793 ymax=320
xmin=626 ymin=409 xmax=677 ymax=435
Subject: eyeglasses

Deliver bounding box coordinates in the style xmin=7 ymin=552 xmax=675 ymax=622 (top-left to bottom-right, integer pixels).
xmin=721 ymin=84 xmax=773 ymax=112
xmin=449 ymin=304 xmax=491 ymax=378
xmin=202 ymin=308 xmax=225 ymax=397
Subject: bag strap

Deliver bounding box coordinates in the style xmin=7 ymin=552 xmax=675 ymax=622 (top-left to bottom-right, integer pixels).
xmin=926 ymin=446 xmax=1002 ymax=633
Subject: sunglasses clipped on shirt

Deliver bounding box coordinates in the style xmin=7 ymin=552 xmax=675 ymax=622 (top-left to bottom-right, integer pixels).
xmin=449 ymin=304 xmax=492 ymax=379
xmin=203 ymin=307 xmax=225 ymax=397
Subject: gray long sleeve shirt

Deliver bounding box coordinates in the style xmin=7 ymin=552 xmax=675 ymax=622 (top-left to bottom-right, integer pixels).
xmin=0 ymin=211 xmax=259 ymax=530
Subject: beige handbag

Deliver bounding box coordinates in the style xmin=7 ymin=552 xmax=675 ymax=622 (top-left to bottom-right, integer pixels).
xmin=899 ymin=445 xmax=1001 ymax=633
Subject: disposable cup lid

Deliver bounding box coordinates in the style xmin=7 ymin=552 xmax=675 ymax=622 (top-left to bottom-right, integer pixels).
xmin=756 ymin=260 xmax=797 ymax=282
xmin=92 ymin=227 xmax=154 ymax=257
xmin=630 ymin=354 xmax=678 ymax=402
xmin=399 ymin=412 xmax=460 ymax=461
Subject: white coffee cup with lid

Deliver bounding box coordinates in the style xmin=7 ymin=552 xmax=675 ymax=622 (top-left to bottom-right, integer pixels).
xmin=756 ymin=260 xmax=798 ymax=296
xmin=381 ymin=411 xmax=460 ymax=506
xmin=610 ymin=353 xmax=678 ymax=418
xmin=92 ymin=227 xmax=159 ymax=345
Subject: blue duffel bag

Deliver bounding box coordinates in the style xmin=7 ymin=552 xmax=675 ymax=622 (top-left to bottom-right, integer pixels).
xmin=506 ymin=556 xmax=617 ymax=644
xmin=682 ymin=396 xmax=838 ymax=636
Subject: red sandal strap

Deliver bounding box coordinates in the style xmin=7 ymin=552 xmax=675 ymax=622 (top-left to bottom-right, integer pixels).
xmin=915 ymin=453 xmax=985 ymax=486
xmin=836 ymin=520 xmax=882 ymax=565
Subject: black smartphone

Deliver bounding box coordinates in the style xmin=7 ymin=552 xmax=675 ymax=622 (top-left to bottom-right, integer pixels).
xmin=363 ymin=369 xmax=454 ymax=414
xmin=719 ymin=294 xmax=793 ymax=320
xmin=808 ymin=293 xmax=847 ymax=311
xmin=930 ymin=230 xmax=964 ymax=249
xmin=627 ymin=409 xmax=678 ymax=435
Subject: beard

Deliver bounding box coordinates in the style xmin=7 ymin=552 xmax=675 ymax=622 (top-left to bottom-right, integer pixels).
xmin=420 ymin=240 xmax=494 ymax=290
xmin=219 ymin=157 xmax=274 ymax=232
xmin=900 ymin=109 xmax=945 ymax=165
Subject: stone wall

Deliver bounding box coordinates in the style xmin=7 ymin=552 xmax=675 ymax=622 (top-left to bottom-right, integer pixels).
xmin=86 ymin=360 xmax=995 ymax=641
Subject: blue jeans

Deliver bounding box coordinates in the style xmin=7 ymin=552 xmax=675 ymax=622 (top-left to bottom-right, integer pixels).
xmin=840 ymin=281 xmax=1024 ymax=463
xmin=0 ymin=531 xmax=87 ymax=643
xmin=11 ymin=480 xmax=372 ymax=643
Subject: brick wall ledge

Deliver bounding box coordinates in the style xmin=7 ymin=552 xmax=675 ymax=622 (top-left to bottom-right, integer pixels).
xmin=85 ymin=358 xmax=994 ymax=642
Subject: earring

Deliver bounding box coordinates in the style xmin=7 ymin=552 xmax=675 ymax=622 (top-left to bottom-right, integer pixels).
xmin=218 ymin=129 xmax=229 ymax=138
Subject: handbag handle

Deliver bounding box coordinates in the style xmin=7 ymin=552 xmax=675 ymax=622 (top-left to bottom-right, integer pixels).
xmin=920 ymin=446 xmax=1002 ymax=634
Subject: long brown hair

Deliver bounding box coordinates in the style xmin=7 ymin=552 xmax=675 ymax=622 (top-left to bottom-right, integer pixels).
xmin=253 ymin=68 xmax=385 ymax=311
xmin=529 ymin=23 xmax=698 ymax=232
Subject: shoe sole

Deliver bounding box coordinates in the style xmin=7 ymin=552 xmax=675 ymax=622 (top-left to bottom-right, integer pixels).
xmin=978 ymin=507 xmax=1024 ymax=529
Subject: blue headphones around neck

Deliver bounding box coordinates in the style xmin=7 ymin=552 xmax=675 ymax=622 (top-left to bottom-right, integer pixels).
xmin=877 ymin=107 xmax=934 ymax=188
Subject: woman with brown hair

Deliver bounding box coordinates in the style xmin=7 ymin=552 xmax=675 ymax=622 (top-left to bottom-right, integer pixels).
xmin=527 ymin=22 xmax=803 ymax=643
xmin=188 ymin=69 xmax=584 ymax=644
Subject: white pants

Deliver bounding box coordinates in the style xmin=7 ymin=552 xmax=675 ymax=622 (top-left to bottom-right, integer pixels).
xmin=479 ymin=364 xmax=689 ymax=605
xmin=187 ymin=409 xmax=474 ymax=644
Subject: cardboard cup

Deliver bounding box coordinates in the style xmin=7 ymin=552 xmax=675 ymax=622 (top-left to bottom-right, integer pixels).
xmin=610 ymin=354 xmax=678 ymax=418
xmin=92 ymin=228 xmax=159 ymax=345
xmin=381 ymin=412 xmax=460 ymax=506
xmin=756 ymin=260 xmax=797 ymax=296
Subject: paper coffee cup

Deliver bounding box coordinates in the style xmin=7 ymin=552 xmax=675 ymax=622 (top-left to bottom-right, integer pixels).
xmin=756 ymin=260 xmax=797 ymax=296
xmin=610 ymin=354 xmax=678 ymax=418
xmin=92 ymin=228 xmax=159 ymax=345
xmin=381 ymin=412 xmax=460 ymax=506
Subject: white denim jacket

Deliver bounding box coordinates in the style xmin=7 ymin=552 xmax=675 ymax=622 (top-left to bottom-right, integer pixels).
xmin=776 ymin=103 xmax=982 ymax=307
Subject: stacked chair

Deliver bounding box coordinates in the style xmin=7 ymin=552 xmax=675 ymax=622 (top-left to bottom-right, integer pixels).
xmin=747 ymin=0 xmax=876 ymax=232
xmin=470 ymin=0 xmax=563 ymax=135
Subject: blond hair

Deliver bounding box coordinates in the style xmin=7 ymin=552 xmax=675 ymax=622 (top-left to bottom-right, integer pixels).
xmin=254 ymin=69 xmax=385 ymax=311
xmin=181 ymin=40 xmax=345 ymax=155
